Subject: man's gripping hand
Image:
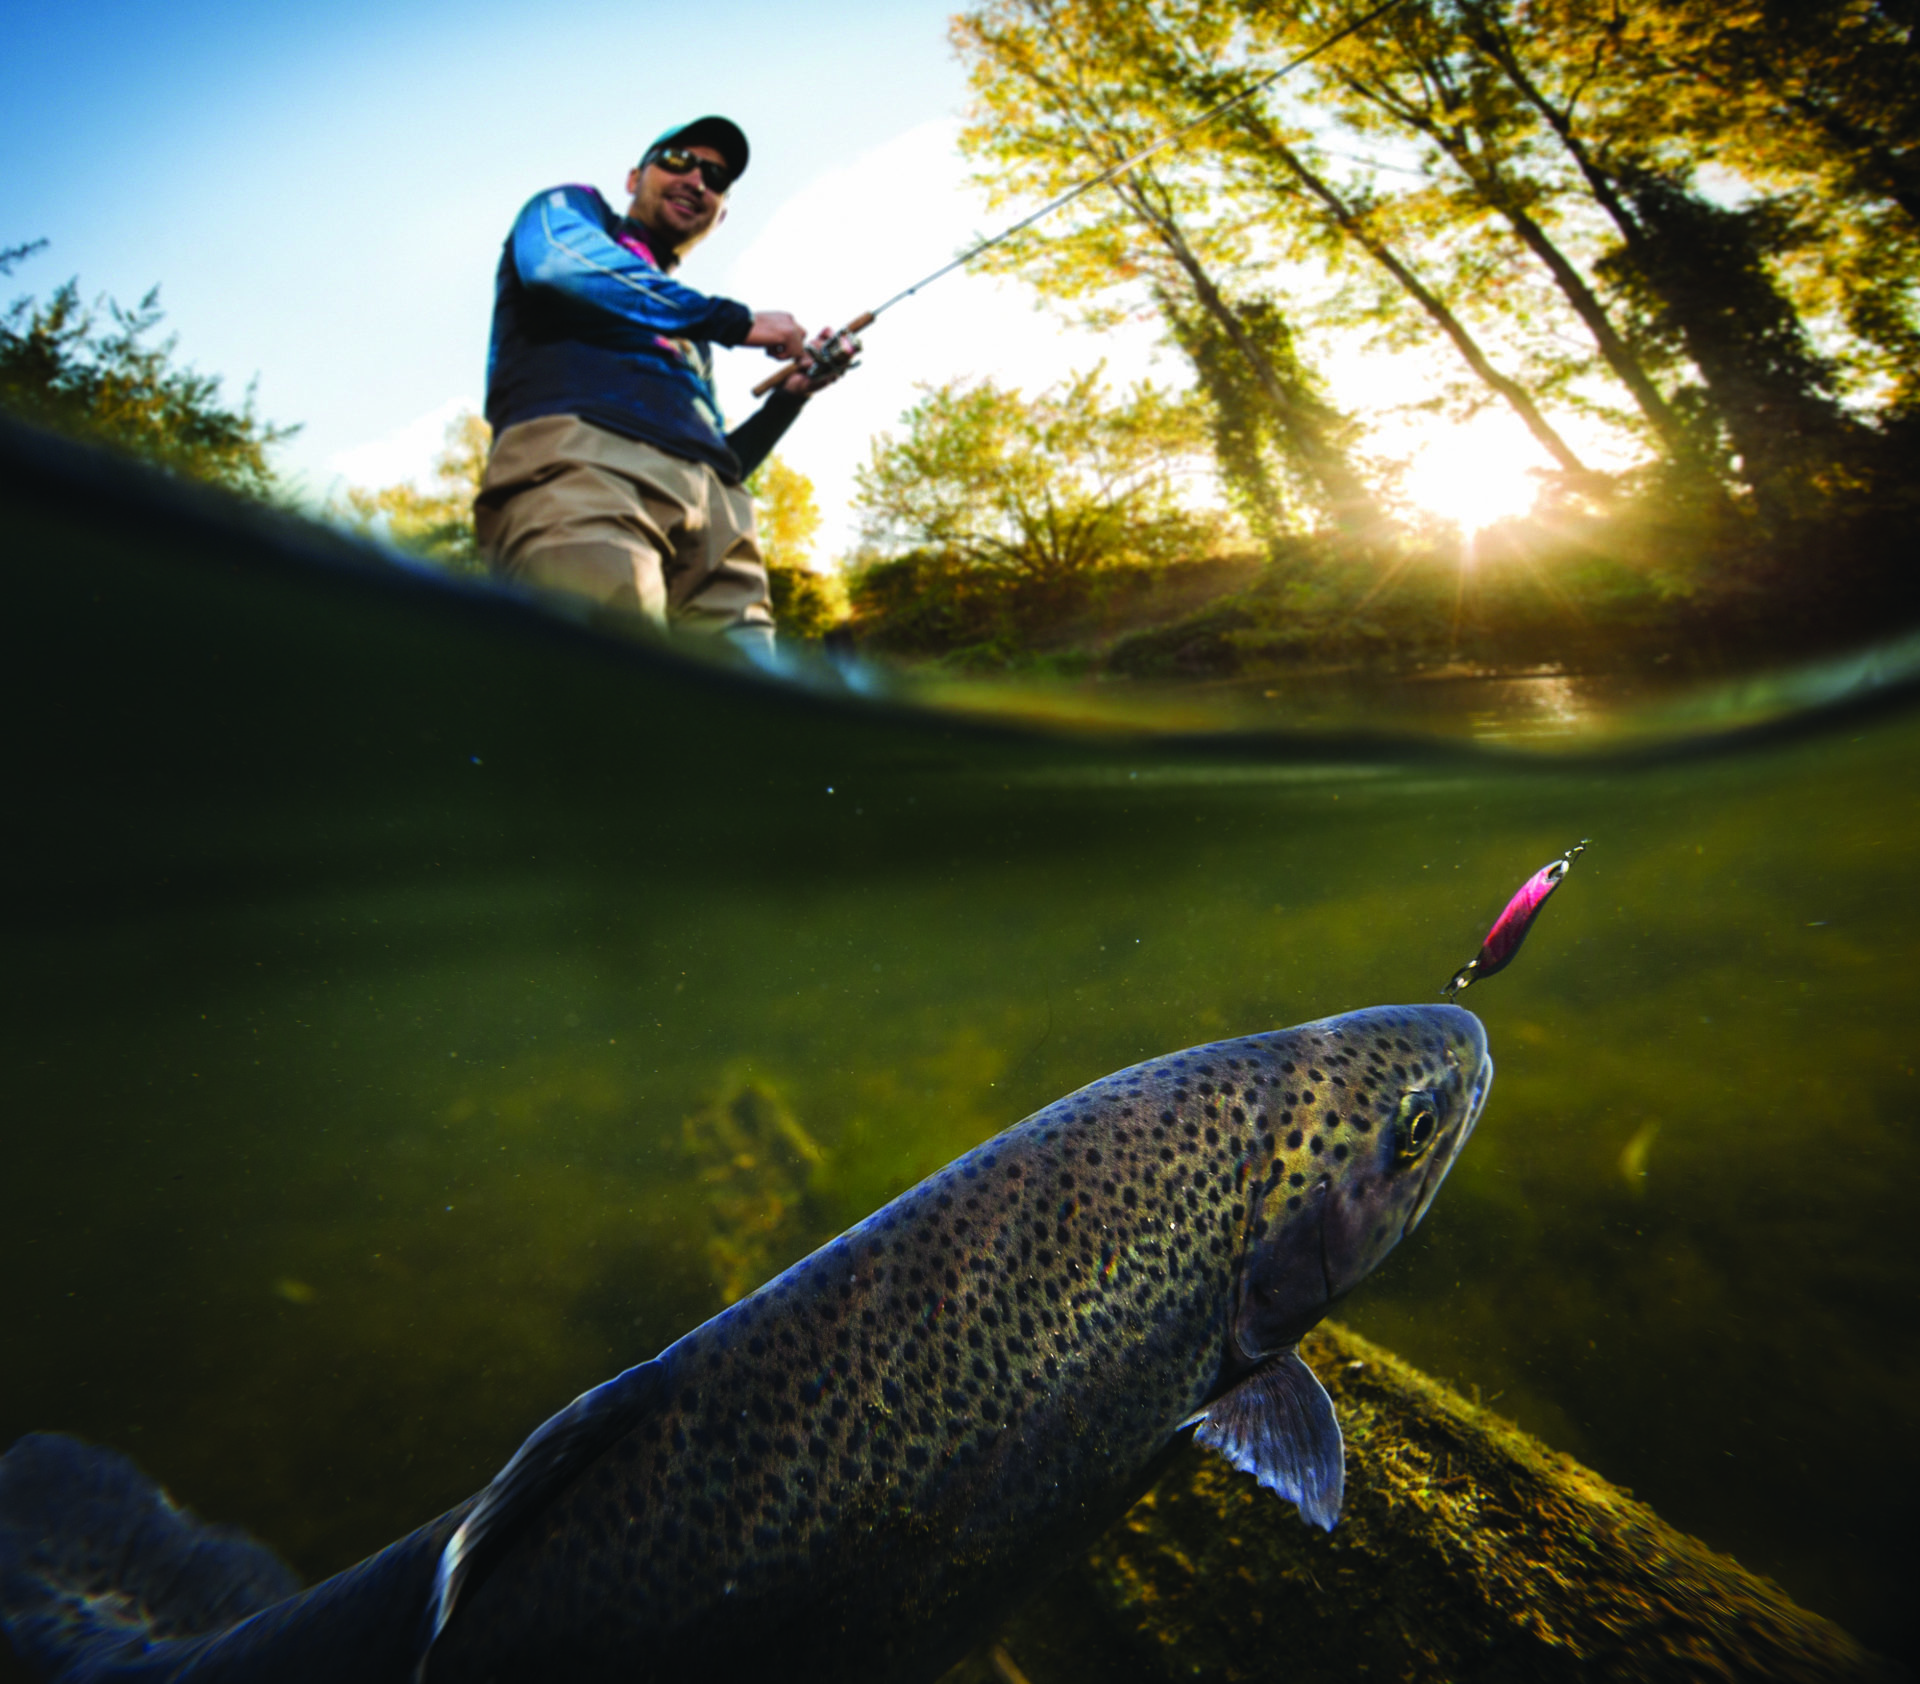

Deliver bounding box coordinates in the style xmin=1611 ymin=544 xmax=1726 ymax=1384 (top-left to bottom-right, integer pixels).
xmin=781 ymin=327 xmax=863 ymax=397
xmin=747 ymin=312 xmax=808 ymax=359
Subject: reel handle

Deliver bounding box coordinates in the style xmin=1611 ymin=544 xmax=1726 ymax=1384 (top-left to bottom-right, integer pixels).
xmin=751 ymin=310 xmax=876 ymax=398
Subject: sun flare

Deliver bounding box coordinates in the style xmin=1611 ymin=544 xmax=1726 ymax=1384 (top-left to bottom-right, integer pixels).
xmin=1400 ymin=421 xmax=1544 ymax=533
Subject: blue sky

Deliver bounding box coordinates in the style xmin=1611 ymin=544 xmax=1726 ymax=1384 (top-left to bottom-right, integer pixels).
xmin=4 ymin=0 xmax=1554 ymax=548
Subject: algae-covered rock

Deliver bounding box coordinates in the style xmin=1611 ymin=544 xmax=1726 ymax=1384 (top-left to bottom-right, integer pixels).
xmin=955 ymin=1323 xmax=1901 ymax=1684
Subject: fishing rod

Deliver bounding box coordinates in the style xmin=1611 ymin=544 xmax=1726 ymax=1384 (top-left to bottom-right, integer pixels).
xmin=752 ymin=0 xmax=1411 ymax=398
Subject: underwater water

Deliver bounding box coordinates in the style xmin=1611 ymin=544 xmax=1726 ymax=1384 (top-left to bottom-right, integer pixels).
xmin=3 ymin=433 xmax=1917 ymax=1674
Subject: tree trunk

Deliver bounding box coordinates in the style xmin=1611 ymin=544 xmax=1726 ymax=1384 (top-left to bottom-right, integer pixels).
xmin=1452 ymin=3 xmax=1864 ymax=515
xmin=1337 ymin=70 xmax=1691 ymax=454
xmin=1454 ymin=1 xmax=1654 ymax=251
xmin=1228 ymin=104 xmax=1594 ymax=479
xmin=1120 ymin=175 xmax=1386 ymax=534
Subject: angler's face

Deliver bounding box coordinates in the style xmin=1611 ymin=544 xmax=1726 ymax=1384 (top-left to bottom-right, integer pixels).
xmin=1232 ymin=1005 xmax=1492 ymax=1361
xmin=626 ymin=145 xmax=729 ymax=252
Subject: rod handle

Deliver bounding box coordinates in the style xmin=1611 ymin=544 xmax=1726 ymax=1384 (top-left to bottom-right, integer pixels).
xmin=750 ymin=311 xmax=876 ymax=398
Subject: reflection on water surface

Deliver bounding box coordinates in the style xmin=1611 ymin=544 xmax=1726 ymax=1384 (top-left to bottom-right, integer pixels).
xmin=890 ymin=628 xmax=1920 ymax=750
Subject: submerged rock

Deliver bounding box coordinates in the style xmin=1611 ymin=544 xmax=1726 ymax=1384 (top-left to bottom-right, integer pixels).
xmin=956 ymin=1323 xmax=1898 ymax=1684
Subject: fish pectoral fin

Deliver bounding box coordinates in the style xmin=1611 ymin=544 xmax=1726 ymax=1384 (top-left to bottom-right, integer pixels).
xmin=1192 ymin=1346 xmax=1344 ymax=1531
xmin=424 ymin=1357 xmax=672 ymax=1659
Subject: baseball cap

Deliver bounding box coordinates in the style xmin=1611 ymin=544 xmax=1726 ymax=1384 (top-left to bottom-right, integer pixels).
xmin=643 ymin=116 xmax=750 ymax=185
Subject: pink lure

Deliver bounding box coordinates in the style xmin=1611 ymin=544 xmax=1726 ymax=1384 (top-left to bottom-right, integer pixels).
xmin=1443 ymin=840 xmax=1588 ymax=998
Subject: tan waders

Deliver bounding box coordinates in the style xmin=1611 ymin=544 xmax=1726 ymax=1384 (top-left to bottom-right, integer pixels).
xmin=475 ymin=414 xmax=775 ymax=659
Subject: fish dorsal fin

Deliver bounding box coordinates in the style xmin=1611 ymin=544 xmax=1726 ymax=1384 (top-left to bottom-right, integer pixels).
xmin=422 ymin=1357 xmax=670 ymax=1662
xmin=1192 ymin=1346 xmax=1345 ymax=1530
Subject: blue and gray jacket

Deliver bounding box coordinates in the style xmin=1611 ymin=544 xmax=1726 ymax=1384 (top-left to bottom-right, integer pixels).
xmin=483 ymin=184 xmax=802 ymax=483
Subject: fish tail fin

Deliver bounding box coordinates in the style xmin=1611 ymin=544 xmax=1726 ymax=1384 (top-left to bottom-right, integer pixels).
xmin=0 ymin=1432 xmax=301 ymax=1682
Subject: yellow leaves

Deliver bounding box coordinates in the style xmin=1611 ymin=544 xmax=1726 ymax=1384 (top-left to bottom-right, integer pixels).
xmin=852 ymin=368 xmax=1225 ymax=584
xmin=338 ymin=408 xmax=490 ymax=572
xmin=747 ymin=453 xmax=823 ymax=571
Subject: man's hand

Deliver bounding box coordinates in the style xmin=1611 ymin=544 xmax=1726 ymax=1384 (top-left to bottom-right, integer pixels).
xmin=746 ymin=312 xmax=807 ymax=359
xmin=781 ymin=327 xmax=863 ymax=397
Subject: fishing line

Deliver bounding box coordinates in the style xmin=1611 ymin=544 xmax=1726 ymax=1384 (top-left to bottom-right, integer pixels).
xmin=755 ymin=0 xmax=1411 ymax=393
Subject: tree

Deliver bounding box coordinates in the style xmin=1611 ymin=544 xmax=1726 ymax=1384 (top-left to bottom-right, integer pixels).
xmin=955 ymin=0 xmax=1386 ymax=535
xmin=1264 ymin=0 xmax=1887 ymax=506
xmin=1083 ymin=12 xmax=1597 ymax=481
xmin=953 ymin=0 xmax=1919 ymax=530
xmin=1597 ymin=171 xmax=1860 ymax=518
xmin=750 ymin=454 xmax=822 ymax=570
xmin=1432 ymin=0 xmax=1865 ymax=508
xmin=340 ymin=410 xmax=490 ymax=573
xmin=853 ymin=368 xmax=1224 ymax=581
xmin=849 ymin=369 xmax=1232 ymax=658
xmin=960 ymin=0 xmax=1599 ymax=500
xmin=745 ymin=455 xmax=846 ymax=639
xmin=1637 ymin=0 xmax=1920 ymax=411
xmin=1 ymin=244 xmax=296 ymax=498
xmin=1292 ymin=0 xmax=1693 ymax=455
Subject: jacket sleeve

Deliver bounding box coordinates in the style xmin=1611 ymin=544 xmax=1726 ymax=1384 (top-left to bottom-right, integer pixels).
xmin=509 ymin=187 xmax=755 ymax=346
xmin=726 ymin=389 xmax=809 ymax=482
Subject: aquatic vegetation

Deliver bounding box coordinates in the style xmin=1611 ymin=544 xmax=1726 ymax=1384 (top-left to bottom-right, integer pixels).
xmin=679 ymin=1073 xmax=828 ymax=1302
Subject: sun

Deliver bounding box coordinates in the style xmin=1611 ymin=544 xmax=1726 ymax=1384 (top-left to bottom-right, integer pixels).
xmin=1399 ymin=417 xmax=1545 ymax=533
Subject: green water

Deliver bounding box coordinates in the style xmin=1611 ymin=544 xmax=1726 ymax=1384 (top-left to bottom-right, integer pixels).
xmin=3 ymin=465 xmax=1918 ymax=1671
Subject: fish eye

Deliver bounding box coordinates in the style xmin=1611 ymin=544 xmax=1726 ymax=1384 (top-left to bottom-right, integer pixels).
xmin=1396 ymin=1092 xmax=1439 ymax=1162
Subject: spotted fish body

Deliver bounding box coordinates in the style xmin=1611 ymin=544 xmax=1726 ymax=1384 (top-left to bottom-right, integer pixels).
xmin=0 ymin=1005 xmax=1491 ymax=1684
xmin=425 ymin=1003 xmax=1490 ymax=1682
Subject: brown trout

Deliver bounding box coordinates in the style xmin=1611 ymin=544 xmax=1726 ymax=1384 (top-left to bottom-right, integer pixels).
xmin=0 ymin=1004 xmax=1490 ymax=1684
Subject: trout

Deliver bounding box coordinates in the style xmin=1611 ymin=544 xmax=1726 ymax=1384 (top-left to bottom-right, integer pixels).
xmin=0 ymin=1003 xmax=1491 ymax=1683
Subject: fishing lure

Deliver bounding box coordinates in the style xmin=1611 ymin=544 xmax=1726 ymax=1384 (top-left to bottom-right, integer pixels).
xmin=1443 ymin=840 xmax=1588 ymax=998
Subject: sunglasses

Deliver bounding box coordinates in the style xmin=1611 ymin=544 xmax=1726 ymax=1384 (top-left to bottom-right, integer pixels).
xmin=647 ymin=147 xmax=733 ymax=195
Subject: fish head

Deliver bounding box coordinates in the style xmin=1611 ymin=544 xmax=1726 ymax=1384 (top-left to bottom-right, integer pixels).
xmin=1231 ymin=1004 xmax=1492 ymax=1363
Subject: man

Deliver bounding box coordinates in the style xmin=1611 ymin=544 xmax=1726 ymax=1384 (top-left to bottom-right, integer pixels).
xmin=474 ymin=116 xmax=853 ymax=658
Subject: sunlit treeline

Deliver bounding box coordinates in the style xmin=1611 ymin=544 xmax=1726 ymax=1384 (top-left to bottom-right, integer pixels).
xmin=954 ymin=0 xmax=1919 ymax=543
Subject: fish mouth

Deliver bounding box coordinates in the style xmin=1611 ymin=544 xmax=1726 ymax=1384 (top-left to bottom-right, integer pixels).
xmin=1461 ymin=1048 xmax=1495 ymax=1144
